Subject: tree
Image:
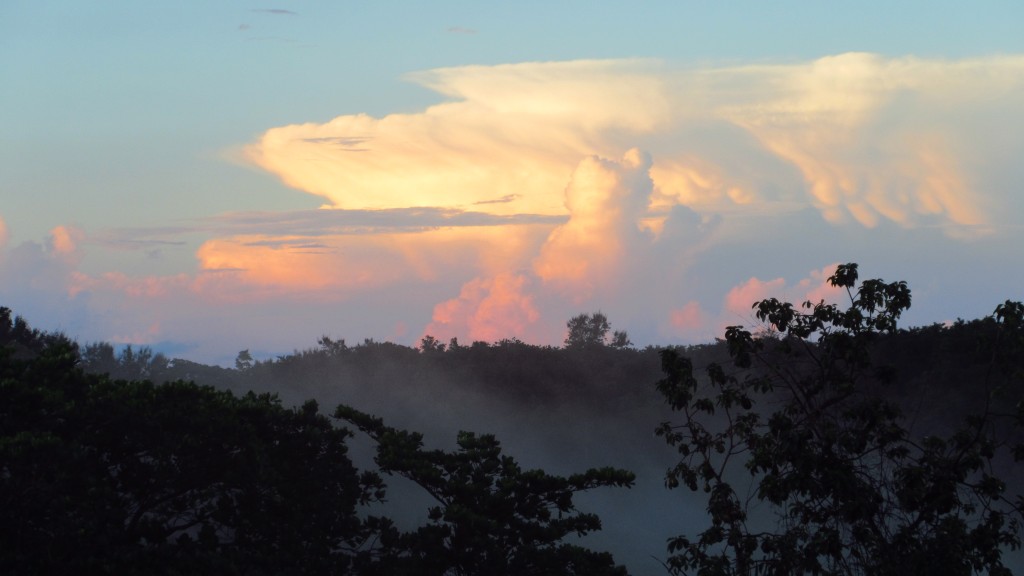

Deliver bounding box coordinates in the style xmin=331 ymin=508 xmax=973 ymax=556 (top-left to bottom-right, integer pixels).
xmin=335 ymin=404 xmax=635 ymax=576
xmin=80 ymin=341 xmax=171 ymax=381
xmin=235 ymin=348 xmax=254 ymax=371
xmin=1 ymin=320 xmax=385 ymax=575
xmin=655 ymin=263 xmax=1024 ymax=575
xmin=419 ymin=334 xmax=446 ymax=353
xmin=565 ymin=312 xmax=631 ymax=349
xmin=610 ymin=330 xmax=633 ymax=349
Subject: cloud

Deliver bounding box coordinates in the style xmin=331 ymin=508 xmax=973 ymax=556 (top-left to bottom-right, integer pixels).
xmin=193 ymin=222 xmax=554 ymax=296
xmin=0 ymin=215 xmax=8 ymax=251
xmin=245 ymin=60 xmax=670 ymax=216
xmin=245 ymin=54 xmax=1024 ymax=237
xmin=9 ymin=54 xmax=1024 ymax=363
xmin=49 ymin=225 xmax=82 ymax=257
xmin=203 ymin=207 xmax=565 ymax=236
xmin=718 ymin=265 xmax=850 ymax=332
xmin=533 ymin=149 xmax=654 ymax=300
xmin=141 ymin=55 xmax=1024 ymax=353
xmin=425 ymin=273 xmax=541 ymax=343
xmin=724 ymin=277 xmax=787 ymax=320
xmin=714 ymin=53 xmax=1024 ymax=233
xmin=668 ymin=301 xmax=712 ymax=341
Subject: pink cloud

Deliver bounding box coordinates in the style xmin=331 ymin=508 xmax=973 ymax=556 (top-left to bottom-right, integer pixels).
xmin=796 ymin=262 xmax=845 ymax=306
xmin=724 ymin=276 xmax=786 ymax=318
xmin=670 ymin=301 xmax=708 ymax=331
xmin=425 ymin=273 xmax=541 ymax=343
xmin=49 ymin=225 xmax=84 ymax=262
xmin=533 ymin=149 xmax=653 ymax=300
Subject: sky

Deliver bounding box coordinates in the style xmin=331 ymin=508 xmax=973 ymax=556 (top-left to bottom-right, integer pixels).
xmin=2 ymin=1 xmax=1024 ymax=365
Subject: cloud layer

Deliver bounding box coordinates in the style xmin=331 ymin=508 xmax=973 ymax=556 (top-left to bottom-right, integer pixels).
xmin=4 ymin=54 xmax=1024 ymax=363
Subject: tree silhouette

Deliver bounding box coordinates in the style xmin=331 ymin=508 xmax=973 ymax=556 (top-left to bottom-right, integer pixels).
xmin=336 ymin=404 xmax=634 ymax=575
xmin=1 ymin=320 xmax=384 ymax=575
xmin=655 ymin=263 xmax=1024 ymax=575
xmin=235 ymin=348 xmax=254 ymax=371
xmin=565 ymin=312 xmax=631 ymax=349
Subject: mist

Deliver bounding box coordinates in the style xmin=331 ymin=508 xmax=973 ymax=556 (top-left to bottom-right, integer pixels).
xmin=68 ymin=312 xmax=1024 ymax=575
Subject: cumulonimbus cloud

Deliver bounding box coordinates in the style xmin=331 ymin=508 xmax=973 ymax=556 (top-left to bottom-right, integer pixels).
xmin=9 ymin=54 xmax=1023 ymax=361
xmin=198 ymin=53 xmax=1024 ymax=345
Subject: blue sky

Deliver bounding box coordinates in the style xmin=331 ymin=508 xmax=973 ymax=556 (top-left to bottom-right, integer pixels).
xmin=2 ymin=1 xmax=1024 ymax=364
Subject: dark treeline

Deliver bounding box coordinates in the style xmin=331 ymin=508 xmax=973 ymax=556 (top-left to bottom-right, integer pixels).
xmin=4 ymin=264 xmax=1024 ymax=575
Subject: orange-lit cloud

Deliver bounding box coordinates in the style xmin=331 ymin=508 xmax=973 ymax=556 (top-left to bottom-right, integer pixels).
xmin=425 ymin=273 xmax=541 ymax=343
xmin=245 ymin=60 xmax=669 ymax=216
xmin=49 ymin=225 xmax=82 ymax=257
xmin=227 ymin=50 xmax=1024 ymax=346
xmin=192 ymin=222 xmax=555 ymax=298
xmin=245 ymin=54 xmax=1024 ymax=238
xmin=8 ymin=55 xmax=1024 ymax=363
xmin=533 ymin=149 xmax=653 ymax=299
xmin=716 ymin=53 xmax=1022 ymax=232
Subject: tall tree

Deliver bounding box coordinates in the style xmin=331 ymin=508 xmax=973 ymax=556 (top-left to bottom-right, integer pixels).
xmin=655 ymin=264 xmax=1024 ymax=575
xmin=565 ymin=312 xmax=629 ymax=349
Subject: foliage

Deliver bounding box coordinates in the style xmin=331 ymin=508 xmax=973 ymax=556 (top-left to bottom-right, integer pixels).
xmin=79 ymin=340 xmax=178 ymax=383
xmin=336 ymin=404 xmax=635 ymax=576
xmin=235 ymin=348 xmax=255 ymax=371
xmin=655 ymin=264 xmax=1024 ymax=575
xmin=1 ymin=314 xmax=384 ymax=575
xmin=565 ymin=312 xmax=631 ymax=349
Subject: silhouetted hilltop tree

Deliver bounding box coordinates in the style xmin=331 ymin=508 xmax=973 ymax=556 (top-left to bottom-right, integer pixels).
xmin=655 ymin=263 xmax=1024 ymax=575
xmin=565 ymin=312 xmax=632 ymax=349
xmin=235 ymin=348 xmax=254 ymax=371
